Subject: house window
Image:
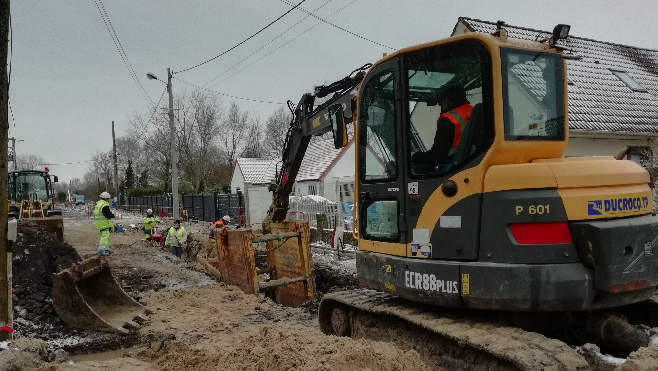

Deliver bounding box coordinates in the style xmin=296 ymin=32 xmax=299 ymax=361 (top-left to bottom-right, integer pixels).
xmin=308 ymin=184 xmax=317 ymax=196
xmin=627 ymin=146 xmax=651 ymax=164
xmin=610 ymin=70 xmax=648 ymax=92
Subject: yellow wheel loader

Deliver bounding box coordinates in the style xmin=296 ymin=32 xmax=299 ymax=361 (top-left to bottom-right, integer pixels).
xmin=265 ymin=23 xmax=658 ymax=369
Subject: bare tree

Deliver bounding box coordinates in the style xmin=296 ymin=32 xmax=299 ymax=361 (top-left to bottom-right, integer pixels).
xmin=240 ymin=114 xmax=264 ymax=158
xmin=263 ymin=105 xmax=292 ymax=159
xmin=15 ymin=154 xmax=47 ymax=170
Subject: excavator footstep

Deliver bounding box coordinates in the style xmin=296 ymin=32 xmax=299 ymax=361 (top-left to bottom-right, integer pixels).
xmin=52 ymin=255 xmax=152 ymax=334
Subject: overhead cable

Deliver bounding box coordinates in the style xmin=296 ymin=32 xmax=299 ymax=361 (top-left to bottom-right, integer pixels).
xmin=208 ymin=0 xmax=358 ymax=88
xmin=203 ymin=0 xmax=335 ymax=87
xmin=93 ymin=0 xmax=153 ymax=104
xmin=175 ymin=0 xmax=308 ymax=74
xmin=134 ymin=87 xmax=168 ymax=143
xmin=8 ymin=100 xmax=15 ymax=128
xmin=281 ymin=0 xmax=394 ymax=50
xmin=38 ymin=160 xmax=93 ymax=166
xmin=174 ymin=77 xmax=284 ymax=104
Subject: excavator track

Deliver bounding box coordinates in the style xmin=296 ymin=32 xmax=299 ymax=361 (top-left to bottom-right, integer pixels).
xmin=320 ymin=289 xmax=593 ymax=371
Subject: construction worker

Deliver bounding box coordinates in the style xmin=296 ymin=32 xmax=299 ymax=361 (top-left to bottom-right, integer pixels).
xmin=143 ymin=208 xmax=160 ymax=241
xmin=94 ymin=192 xmax=115 ymax=254
xmin=165 ymin=220 xmax=187 ymax=258
xmin=208 ymin=215 xmax=231 ymax=247
xmin=412 ymin=84 xmax=473 ymax=172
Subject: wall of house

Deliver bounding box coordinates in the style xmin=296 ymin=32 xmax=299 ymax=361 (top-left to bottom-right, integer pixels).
xmin=230 ymin=167 xmax=245 ymax=194
xmin=244 ymin=183 xmax=272 ymax=227
xmin=564 ymin=136 xmax=652 ymax=159
xmin=323 ymin=143 xmax=355 ymax=180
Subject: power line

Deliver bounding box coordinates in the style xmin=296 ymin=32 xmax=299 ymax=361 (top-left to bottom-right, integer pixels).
xmin=132 ymin=87 xmax=168 ymax=146
xmin=8 ymin=100 xmax=15 ymax=129
xmin=38 ymin=160 xmax=93 ymax=166
xmin=96 ymin=0 xmax=152 ymax=103
xmin=203 ymin=0 xmax=336 ymax=88
xmin=208 ymin=0 xmax=358 ymax=88
xmin=175 ymin=0 xmax=308 ymax=74
xmin=280 ymin=0 xmax=394 ymax=50
xmin=174 ymin=77 xmax=284 ymax=104
xmin=93 ymin=0 xmax=152 ymax=105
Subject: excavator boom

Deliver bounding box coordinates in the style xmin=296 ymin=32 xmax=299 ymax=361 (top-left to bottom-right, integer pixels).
xmin=262 ymin=65 xmax=368 ymax=230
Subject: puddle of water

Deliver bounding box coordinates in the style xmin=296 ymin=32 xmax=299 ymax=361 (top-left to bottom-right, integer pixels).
xmin=70 ymin=348 xmax=129 ymax=362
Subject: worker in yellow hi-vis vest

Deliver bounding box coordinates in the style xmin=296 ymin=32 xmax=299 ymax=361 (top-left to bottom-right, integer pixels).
xmin=143 ymin=208 xmax=160 ymax=241
xmin=165 ymin=220 xmax=187 ymax=258
xmin=94 ymin=192 xmax=115 ymax=254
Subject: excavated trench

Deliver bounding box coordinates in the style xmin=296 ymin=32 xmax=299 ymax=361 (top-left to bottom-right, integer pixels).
xmin=10 ymin=221 xmax=360 ymax=358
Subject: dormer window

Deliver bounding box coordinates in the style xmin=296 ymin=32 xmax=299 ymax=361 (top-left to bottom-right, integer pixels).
xmin=610 ymin=69 xmax=648 ymax=92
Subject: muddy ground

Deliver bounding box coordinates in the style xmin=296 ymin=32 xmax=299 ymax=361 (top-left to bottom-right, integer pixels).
xmin=7 ymin=211 xmax=435 ymax=371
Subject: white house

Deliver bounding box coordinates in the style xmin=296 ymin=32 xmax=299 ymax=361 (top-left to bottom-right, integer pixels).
xmin=231 ymin=134 xmax=355 ymax=228
xmin=230 ymin=158 xmax=279 ymax=227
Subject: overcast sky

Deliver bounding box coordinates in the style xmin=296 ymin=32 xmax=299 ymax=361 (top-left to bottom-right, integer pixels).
xmin=10 ymin=0 xmax=658 ymax=183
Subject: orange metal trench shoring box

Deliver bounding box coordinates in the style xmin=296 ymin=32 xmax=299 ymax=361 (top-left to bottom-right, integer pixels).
xmin=216 ymin=222 xmax=314 ymax=306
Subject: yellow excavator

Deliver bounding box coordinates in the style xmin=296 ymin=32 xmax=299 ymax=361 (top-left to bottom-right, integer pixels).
xmin=265 ymin=23 xmax=658 ymax=369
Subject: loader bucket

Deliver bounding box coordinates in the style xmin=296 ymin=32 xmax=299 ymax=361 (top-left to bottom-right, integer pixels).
xmin=52 ymin=255 xmax=152 ymax=334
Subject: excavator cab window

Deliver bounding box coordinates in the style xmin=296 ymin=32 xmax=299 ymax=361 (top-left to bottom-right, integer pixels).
xmin=501 ymin=48 xmax=565 ymax=140
xmin=359 ymin=69 xmax=397 ymax=181
xmin=406 ymin=40 xmax=492 ymax=176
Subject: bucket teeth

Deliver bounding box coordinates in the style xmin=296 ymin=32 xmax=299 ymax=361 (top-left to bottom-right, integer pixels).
xmin=133 ymin=314 xmax=149 ymax=325
xmin=123 ymin=320 xmax=141 ymax=331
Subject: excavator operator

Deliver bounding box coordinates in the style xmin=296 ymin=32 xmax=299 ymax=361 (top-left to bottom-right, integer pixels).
xmin=412 ymin=85 xmax=473 ymax=172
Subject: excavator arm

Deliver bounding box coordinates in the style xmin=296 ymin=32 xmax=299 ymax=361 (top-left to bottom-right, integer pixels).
xmin=262 ymin=64 xmax=370 ymax=231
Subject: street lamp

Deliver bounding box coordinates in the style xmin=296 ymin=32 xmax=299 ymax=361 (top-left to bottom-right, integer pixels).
xmin=147 ymin=69 xmax=179 ymax=220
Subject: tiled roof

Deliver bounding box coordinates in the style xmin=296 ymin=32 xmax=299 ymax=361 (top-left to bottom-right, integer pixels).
xmin=236 ymin=158 xmax=279 ymax=185
xmin=237 ymin=128 xmax=354 ymax=184
xmin=456 ymin=17 xmax=658 ymax=134
xmin=296 ymin=134 xmax=352 ymax=181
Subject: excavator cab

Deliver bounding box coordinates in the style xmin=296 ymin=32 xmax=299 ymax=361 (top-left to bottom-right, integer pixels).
xmin=350 ymin=32 xmax=658 ymax=313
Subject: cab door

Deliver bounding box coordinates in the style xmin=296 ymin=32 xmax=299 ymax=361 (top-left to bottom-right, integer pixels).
xmin=357 ymin=58 xmax=408 ymax=246
xmin=402 ymin=40 xmax=494 ymax=260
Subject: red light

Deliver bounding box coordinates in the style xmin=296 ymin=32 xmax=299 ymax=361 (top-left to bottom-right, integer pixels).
xmin=510 ymin=222 xmax=573 ymax=244
xmin=45 ymin=167 xmax=49 ymax=173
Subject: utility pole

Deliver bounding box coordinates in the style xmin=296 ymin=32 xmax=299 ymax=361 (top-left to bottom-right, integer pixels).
xmin=167 ymin=68 xmax=179 ymax=220
xmin=112 ymin=121 xmax=119 ymax=205
xmin=8 ymin=137 xmax=22 ymax=171
xmin=7 ymin=137 xmax=14 ymax=170
xmin=0 ymin=0 xmax=11 ymax=341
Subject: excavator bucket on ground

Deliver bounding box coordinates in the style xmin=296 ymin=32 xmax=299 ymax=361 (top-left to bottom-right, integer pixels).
xmin=52 ymin=255 xmax=152 ymax=334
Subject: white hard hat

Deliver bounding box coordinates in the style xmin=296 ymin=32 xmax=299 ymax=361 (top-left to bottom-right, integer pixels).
xmin=100 ymin=191 xmax=111 ymax=199
xmin=147 ymin=208 xmax=153 ymax=213
xmin=222 ymin=215 xmax=231 ymax=223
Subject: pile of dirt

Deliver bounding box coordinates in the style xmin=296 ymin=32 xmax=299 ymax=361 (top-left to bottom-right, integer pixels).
xmin=136 ymin=326 xmax=434 ymax=371
xmin=12 ymin=221 xmax=144 ymax=355
xmin=12 ymin=221 xmax=82 ymax=341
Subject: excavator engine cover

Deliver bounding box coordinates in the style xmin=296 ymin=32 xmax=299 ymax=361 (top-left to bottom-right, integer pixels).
xmin=52 ymin=255 xmax=152 ymax=334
